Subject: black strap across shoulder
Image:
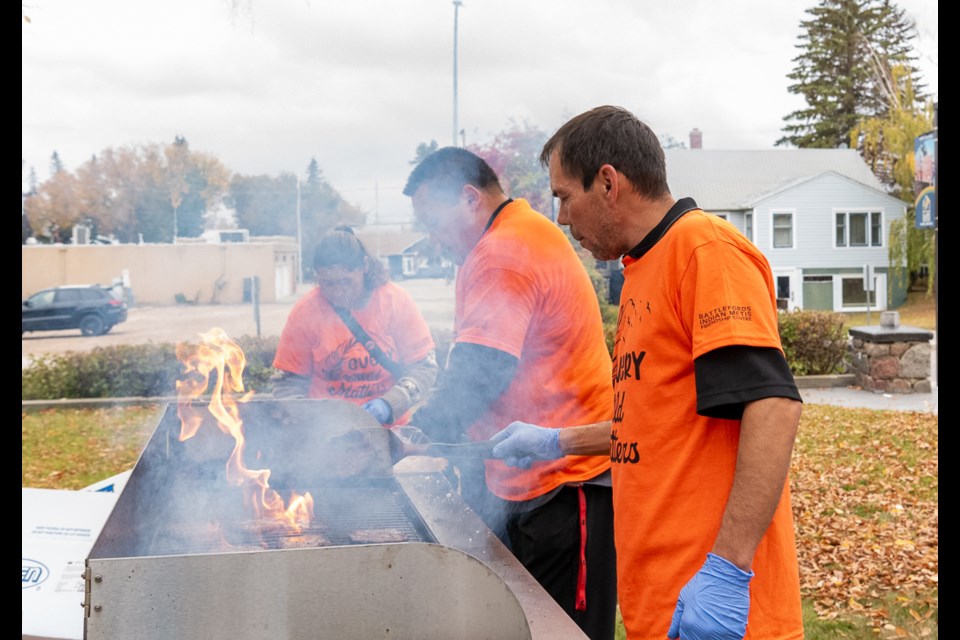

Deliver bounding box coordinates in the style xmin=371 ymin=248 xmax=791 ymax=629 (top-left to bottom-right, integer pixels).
xmin=333 ymin=306 xmax=405 ymax=379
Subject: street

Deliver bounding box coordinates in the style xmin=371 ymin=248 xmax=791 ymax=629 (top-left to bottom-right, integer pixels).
xmin=22 ymin=278 xmax=457 ymax=366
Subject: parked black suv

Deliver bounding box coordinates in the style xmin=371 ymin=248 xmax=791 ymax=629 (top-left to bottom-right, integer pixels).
xmin=22 ymin=285 xmax=128 ymax=336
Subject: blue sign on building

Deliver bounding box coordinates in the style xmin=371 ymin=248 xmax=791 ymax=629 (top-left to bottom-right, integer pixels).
xmin=915 ymin=186 xmax=936 ymax=230
xmin=913 ymin=131 xmax=936 ymax=230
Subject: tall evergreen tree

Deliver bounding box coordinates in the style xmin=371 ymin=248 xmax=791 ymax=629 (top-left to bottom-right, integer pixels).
xmin=410 ymin=140 xmax=439 ymax=166
xmin=49 ymin=151 xmax=65 ymax=175
xmin=27 ymin=167 xmax=39 ymax=196
xmin=778 ymin=0 xmax=924 ymax=149
xmin=299 ymin=158 xmax=366 ymax=275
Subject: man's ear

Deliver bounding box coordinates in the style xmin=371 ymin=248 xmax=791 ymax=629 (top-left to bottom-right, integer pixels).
xmin=462 ymin=184 xmax=481 ymax=209
xmin=598 ymin=164 xmax=620 ymax=202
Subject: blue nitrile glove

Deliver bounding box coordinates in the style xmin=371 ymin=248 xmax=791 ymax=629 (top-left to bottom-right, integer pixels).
xmin=490 ymin=421 xmax=562 ymax=469
xmin=362 ymin=398 xmax=393 ymax=425
xmin=667 ymin=552 xmax=753 ymax=640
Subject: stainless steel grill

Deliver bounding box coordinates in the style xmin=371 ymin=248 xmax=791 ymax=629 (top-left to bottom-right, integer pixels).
xmin=84 ymin=399 xmax=588 ymax=640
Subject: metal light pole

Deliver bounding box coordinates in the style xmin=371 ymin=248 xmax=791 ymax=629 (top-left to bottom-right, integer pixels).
xmin=296 ymin=178 xmax=303 ymax=285
xmin=452 ymin=0 xmax=463 ymax=147
xmin=375 ymin=181 xmax=381 ymax=261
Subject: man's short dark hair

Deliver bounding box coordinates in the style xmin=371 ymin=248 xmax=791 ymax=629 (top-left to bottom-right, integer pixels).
xmin=540 ymin=105 xmax=669 ymax=199
xmin=403 ymin=147 xmax=503 ymax=202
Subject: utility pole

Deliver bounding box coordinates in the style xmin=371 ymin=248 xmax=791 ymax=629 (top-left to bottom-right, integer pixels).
xmin=375 ymin=180 xmax=381 ymax=261
xmin=296 ymin=178 xmax=303 ymax=285
xmin=452 ymin=0 xmax=463 ymax=147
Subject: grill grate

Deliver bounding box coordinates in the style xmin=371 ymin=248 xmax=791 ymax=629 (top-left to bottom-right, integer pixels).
xmin=145 ymin=478 xmax=435 ymax=556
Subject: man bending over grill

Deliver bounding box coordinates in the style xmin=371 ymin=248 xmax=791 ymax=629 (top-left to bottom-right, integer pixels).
xmin=403 ymin=147 xmax=617 ymax=640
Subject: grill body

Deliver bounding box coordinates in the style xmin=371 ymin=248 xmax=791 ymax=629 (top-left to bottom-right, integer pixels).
xmin=84 ymin=400 xmax=588 ymax=639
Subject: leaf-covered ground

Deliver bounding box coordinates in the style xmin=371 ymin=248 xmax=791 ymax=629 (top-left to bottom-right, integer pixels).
xmin=792 ymin=404 xmax=938 ymax=636
xmin=21 ymin=405 xmax=162 ymax=489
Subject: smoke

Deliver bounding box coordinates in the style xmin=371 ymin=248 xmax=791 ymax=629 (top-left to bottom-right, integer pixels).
xmin=88 ymin=398 xmax=451 ymax=559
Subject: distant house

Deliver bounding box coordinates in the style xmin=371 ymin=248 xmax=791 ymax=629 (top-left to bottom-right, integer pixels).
xmin=355 ymin=228 xmax=454 ymax=280
xmin=662 ymin=149 xmax=907 ymax=311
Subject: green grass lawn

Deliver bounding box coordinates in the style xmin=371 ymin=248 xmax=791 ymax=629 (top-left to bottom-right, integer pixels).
xmin=842 ymin=290 xmax=937 ymax=330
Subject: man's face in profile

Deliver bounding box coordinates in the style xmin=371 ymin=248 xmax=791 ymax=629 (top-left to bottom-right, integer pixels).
xmin=410 ymin=184 xmax=473 ymax=265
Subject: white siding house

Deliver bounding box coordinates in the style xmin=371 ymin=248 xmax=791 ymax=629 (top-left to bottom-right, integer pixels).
xmin=664 ymin=149 xmax=907 ymax=311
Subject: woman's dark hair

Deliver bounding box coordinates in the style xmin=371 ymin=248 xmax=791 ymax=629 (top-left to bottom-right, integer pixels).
xmin=312 ymin=225 xmax=389 ymax=290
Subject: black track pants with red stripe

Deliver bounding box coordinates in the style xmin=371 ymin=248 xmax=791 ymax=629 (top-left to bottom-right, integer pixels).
xmin=506 ymin=483 xmax=618 ymax=640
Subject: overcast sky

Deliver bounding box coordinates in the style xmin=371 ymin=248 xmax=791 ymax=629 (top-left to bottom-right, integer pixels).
xmin=21 ymin=0 xmax=938 ymax=223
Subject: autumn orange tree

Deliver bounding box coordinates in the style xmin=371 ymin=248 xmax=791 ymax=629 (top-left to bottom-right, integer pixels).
xmin=23 ymin=137 xmax=230 ymax=244
xmin=466 ymin=119 xmax=552 ymax=216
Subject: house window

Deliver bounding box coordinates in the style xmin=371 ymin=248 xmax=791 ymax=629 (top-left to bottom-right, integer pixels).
xmin=772 ymin=212 xmax=793 ymax=248
xmin=745 ymin=213 xmax=753 ymax=242
xmin=835 ymin=211 xmax=882 ymax=247
xmin=871 ymin=212 xmax=882 ymax=246
xmin=776 ymin=276 xmax=791 ymax=300
xmin=841 ymin=276 xmax=874 ymax=307
xmin=850 ymin=212 xmax=868 ymax=246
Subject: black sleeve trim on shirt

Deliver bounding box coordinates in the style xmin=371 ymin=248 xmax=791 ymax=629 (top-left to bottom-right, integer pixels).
xmin=695 ymin=346 xmax=802 ymax=420
xmin=409 ymin=342 xmax=519 ymax=443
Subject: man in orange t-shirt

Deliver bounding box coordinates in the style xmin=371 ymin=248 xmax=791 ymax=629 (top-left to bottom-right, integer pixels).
xmin=492 ymin=106 xmax=804 ymax=640
xmin=404 ymin=147 xmax=617 ymax=640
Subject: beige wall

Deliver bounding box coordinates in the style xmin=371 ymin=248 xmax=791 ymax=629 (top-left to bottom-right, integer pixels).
xmin=22 ymin=242 xmax=300 ymax=305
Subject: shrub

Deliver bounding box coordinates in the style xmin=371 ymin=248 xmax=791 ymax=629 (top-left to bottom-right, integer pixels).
xmin=598 ymin=306 xmax=849 ymax=376
xmin=22 ymin=327 xmax=454 ymax=400
xmin=234 ymin=335 xmax=282 ymax=391
xmin=778 ymin=310 xmax=849 ymax=376
xmin=600 ymin=302 xmax=619 ymax=357
xmin=22 ymin=336 xmax=280 ymax=400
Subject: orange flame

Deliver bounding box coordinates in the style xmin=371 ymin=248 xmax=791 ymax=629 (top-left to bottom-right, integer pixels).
xmin=176 ymin=327 xmax=313 ymax=532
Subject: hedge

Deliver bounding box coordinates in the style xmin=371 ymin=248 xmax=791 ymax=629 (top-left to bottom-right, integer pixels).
xmin=22 ymin=328 xmax=456 ymax=402
xmin=22 ymin=314 xmax=846 ymax=400
xmin=777 ymin=309 xmax=849 ymax=376
xmin=22 ymin=336 xmax=280 ymax=401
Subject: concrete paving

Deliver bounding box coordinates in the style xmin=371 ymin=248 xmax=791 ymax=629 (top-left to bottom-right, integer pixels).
xmin=799 ymin=334 xmax=937 ymax=415
xmin=800 ymin=384 xmax=938 ymax=415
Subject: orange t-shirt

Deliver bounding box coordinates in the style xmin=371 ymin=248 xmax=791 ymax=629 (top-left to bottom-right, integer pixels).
xmin=613 ymin=210 xmax=802 ymax=639
xmin=272 ymin=283 xmax=434 ymax=407
xmin=455 ymin=198 xmax=613 ymax=500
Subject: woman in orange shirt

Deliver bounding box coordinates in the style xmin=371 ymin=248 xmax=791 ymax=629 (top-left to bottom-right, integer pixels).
xmin=272 ymin=226 xmax=438 ymax=425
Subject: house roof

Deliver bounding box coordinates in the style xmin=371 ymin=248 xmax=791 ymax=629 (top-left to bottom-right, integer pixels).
xmin=354 ymin=228 xmax=427 ymax=257
xmin=664 ymin=149 xmax=886 ymax=210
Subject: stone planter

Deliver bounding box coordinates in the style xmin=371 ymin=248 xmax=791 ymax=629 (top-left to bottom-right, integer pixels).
xmin=848 ymin=323 xmax=934 ymax=394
